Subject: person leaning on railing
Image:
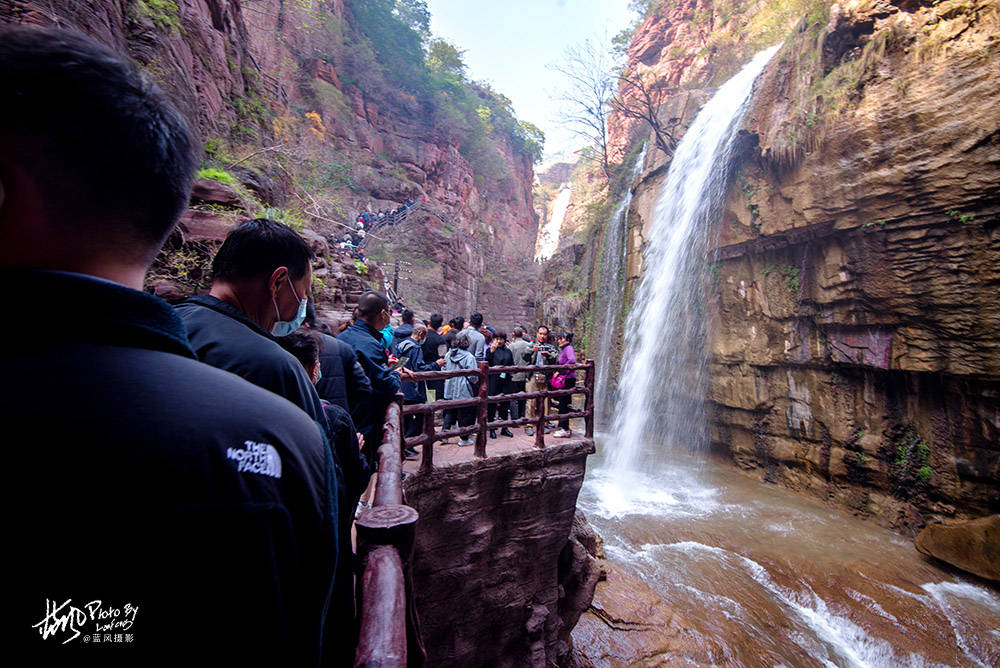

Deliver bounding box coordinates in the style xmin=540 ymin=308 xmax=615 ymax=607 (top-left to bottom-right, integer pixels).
xmin=507 ymin=326 xmax=533 ymax=421
xmin=486 ymin=331 xmax=516 ymax=439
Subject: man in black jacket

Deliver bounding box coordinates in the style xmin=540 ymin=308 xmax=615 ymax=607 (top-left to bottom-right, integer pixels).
xmin=175 ymin=218 xmax=328 ymax=427
xmin=2 ymin=27 xmax=338 ymax=665
xmin=305 ymin=302 xmax=371 ymax=417
xmin=422 ymin=312 xmax=447 ymax=402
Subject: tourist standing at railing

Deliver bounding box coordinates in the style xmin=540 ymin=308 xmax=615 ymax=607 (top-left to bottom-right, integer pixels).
xmin=465 ymin=312 xmax=487 ymax=361
xmin=487 ymin=331 xmax=517 ymax=439
xmin=552 ymin=331 xmax=577 ymax=438
xmin=423 ymin=313 xmax=448 ymax=402
xmin=304 ymin=302 xmax=371 ymax=418
xmin=525 ymin=325 xmax=559 ymax=436
xmin=390 ymin=308 xmax=415 ymax=355
xmin=507 ymin=326 xmax=533 ymax=421
xmin=442 ymin=331 xmax=478 ymax=447
xmin=397 ymin=324 xmax=446 ymax=452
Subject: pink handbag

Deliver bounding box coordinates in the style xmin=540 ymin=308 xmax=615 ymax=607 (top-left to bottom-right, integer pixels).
xmin=550 ymin=373 xmax=566 ymax=389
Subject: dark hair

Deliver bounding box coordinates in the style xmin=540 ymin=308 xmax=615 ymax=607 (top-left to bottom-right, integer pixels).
xmin=557 ymin=331 xmax=574 ymax=343
xmin=275 ymin=330 xmax=319 ymax=372
xmin=470 ymin=312 xmax=484 ymax=327
xmin=212 ymin=219 xmax=313 ymax=281
xmin=401 ymin=309 xmax=414 ymax=325
xmin=357 ymin=290 xmax=388 ymax=319
xmin=443 ymin=329 xmax=457 ymax=348
xmin=454 ymin=331 xmax=471 ymax=349
xmin=512 ymin=326 xmax=524 ymax=338
xmin=0 ymin=26 xmax=196 ymax=256
xmin=452 ymin=316 xmax=465 ymax=330
xmin=494 ymin=330 xmax=507 ymax=342
xmin=429 ymin=313 xmax=443 ymax=329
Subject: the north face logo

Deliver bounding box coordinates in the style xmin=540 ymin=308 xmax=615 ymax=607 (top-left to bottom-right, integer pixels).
xmin=226 ymin=441 xmax=282 ymax=478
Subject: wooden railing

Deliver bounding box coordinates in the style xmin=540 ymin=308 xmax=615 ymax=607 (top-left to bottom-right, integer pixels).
xmin=402 ymin=360 xmax=596 ymax=471
xmin=353 ymin=359 xmax=595 ymax=666
xmin=354 ymin=399 xmax=418 ymax=667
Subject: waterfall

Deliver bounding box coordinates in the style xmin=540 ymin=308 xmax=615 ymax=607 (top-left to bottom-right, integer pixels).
xmin=535 ymin=186 xmax=572 ymax=261
xmin=594 ymin=142 xmax=648 ymax=425
xmin=608 ymin=46 xmax=779 ymax=475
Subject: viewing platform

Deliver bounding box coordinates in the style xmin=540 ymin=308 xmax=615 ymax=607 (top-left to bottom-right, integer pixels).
xmin=355 ymin=360 xmax=597 ymax=667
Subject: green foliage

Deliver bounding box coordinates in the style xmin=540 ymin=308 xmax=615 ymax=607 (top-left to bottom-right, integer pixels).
xmin=130 ymin=0 xmax=181 ymax=33
xmin=886 ymin=425 xmax=933 ymax=497
xmin=196 ymin=167 xmax=236 ymax=185
xmin=917 ymin=466 xmax=933 ymax=484
xmin=353 ymin=259 xmax=369 ymax=275
xmin=258 ymin=206 xmax=306 ymax=232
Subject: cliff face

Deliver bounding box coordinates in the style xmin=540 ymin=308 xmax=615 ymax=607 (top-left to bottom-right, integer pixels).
xmin=403 ymin=441 xmax=597 ymax=667
xmin=3 ymin=0 xmax=538 ymax=322
xmin=593 ymin=0 xmax=999 ymax=530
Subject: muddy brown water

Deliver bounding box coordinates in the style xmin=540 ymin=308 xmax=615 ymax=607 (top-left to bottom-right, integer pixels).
xmin=579 ymin=442 xmax=1000 ymax=667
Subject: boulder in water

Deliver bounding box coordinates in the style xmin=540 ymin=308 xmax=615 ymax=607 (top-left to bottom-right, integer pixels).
xmin=914 ymin=514 xmax=999 ymax=581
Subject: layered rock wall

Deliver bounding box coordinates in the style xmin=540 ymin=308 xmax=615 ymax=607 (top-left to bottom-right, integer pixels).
xmin=402 ymin=440 xmax=595 ymax=667
xmin=612 ymin=0 xmax=999 ymax=530
xmin=2 ymin=0 xmax=538 ymax=320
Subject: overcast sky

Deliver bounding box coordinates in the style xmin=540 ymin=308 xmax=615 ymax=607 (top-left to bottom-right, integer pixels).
xmin=426 ymin=0 xmax=636 ymax=160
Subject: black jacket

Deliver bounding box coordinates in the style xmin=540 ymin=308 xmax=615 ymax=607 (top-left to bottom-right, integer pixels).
xmin=9 ymin=270 xmax=338 ymax=666
xmin=337 ymin=320 xmax=401 ymax=443
xmin=315 ymin=332 xmax=371 ymax=416
xmin=176 ymin=295 xmax=328 ymax=428
xmin=422 ymin=329 xmax=447 ymax=364
xmin=487 ymin=345 xmax=516 ymax=395
xmin=397 ymin=336 xmax=441 ymax=402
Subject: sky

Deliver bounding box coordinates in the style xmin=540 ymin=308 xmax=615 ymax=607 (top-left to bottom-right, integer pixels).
xmin=426 ymin=0 xmax=637 ymax=160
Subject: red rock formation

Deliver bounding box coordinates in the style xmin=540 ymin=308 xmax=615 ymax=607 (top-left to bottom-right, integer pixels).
xmin=402 ymin=440 xmax=596 ymax=667
xmin=1 ymin=1 xmax=539 ymax=321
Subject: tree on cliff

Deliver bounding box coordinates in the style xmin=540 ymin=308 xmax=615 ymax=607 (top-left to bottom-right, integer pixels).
xmin=552 ymin=39 xmax=616 ymax=180
xmin=610 ymin=68 xmax=681 ymax=158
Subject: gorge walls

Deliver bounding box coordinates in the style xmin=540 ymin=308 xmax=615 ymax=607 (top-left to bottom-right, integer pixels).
xmin=2 ymin=0 xmax=539 ymax=323
xmin=552 ymin=0 xmax=999 ymax=532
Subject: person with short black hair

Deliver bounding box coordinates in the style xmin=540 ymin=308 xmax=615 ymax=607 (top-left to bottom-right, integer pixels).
xmin=338 ymin=290 xmax=410 ymax=464
xmin=507 ymin=325 xmax=533 ymax=421
xmin=465 ymin=312 xmax=487 ymax=361
xmin=422 ymin=313 xmax=447 ymax=402
xmin=2 ymin=26 xmax=338 ymax=664
xmin=175 ymin=218 xmax=328 ymax=426
xmin=304 ymin=301 xmax=372 ymax=417
xmin=397 ymin=323 xmax=446 ymax=448
xmin=487 ymin=330 xmax=516 ymax=438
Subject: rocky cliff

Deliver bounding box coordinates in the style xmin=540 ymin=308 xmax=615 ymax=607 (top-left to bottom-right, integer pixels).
xmin=549 ymin=0 xmax=999 ymax=531
xmin=403 ymin=440 xmax=597 ymax=667
xmin=2 ymin=0 xmax=540 ymax=323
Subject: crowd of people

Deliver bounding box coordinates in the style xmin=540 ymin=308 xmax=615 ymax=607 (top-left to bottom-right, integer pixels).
xmin=7 ymin=26 xmax=580 ymax=663
xmin=336 ymin=198 xmax=423 ymax=257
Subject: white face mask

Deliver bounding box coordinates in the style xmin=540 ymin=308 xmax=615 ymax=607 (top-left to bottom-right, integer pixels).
xmin=271 ymin=276 xmax=308 ymax=336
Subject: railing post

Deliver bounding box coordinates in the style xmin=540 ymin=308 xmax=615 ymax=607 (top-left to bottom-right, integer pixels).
xmin=534 ymin=386 xmax=545 ymax=449
xmin=584 ymin=359 xmax=595 ymax=439
xmin=475 ymin=361 xmax=489 ymax=458
xmin=420 ymin=405 xmax=435 ymax=473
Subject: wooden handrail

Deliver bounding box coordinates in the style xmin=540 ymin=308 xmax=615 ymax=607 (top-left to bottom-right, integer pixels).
xmin=407 ymin=360 xmax=597 ymax=470
xmin=355 ymin=395 xmax=418 ymax=667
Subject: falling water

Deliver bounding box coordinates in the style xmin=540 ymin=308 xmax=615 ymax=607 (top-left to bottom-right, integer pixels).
xmin=535 ymin=186 xmax=572 ymax=261
xmin=608 ymin=46 xmax=780 ymax=474
xmin=594 ymin=142 xmax=648 ymax=425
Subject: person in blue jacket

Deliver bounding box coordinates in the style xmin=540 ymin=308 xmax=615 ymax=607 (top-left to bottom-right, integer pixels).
xmin=338 ymin=290 xmax=412 ymax=466
xmin=396 ymin=323 xmax=446 ymax=448
xmin=2 ymin=26 xmax=338 ymax=665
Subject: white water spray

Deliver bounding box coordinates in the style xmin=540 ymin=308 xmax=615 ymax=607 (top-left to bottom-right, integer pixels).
xmin=535 ymin=186 xmax=572 ymax=260
xmin=594 ymin=142 xmax=648 ymax=424
xmin=608 ymin=46 xmax=780 ymax=475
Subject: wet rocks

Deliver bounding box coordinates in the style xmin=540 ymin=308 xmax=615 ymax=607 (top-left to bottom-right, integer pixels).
xmin=915 ymin=514 xmax=1000 ymax=581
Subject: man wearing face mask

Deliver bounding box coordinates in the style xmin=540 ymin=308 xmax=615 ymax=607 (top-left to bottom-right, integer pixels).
xmin=338 ymin=290 xmax=410 ymax=466
xmin=176 ymin=218 xmax=328 ymax=426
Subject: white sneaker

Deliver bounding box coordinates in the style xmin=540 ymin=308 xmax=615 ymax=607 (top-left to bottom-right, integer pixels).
xmin=458 ymin=438 xmax=472 ymax=447
xmin=552 ymin=429 xmax=570 ymax=438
